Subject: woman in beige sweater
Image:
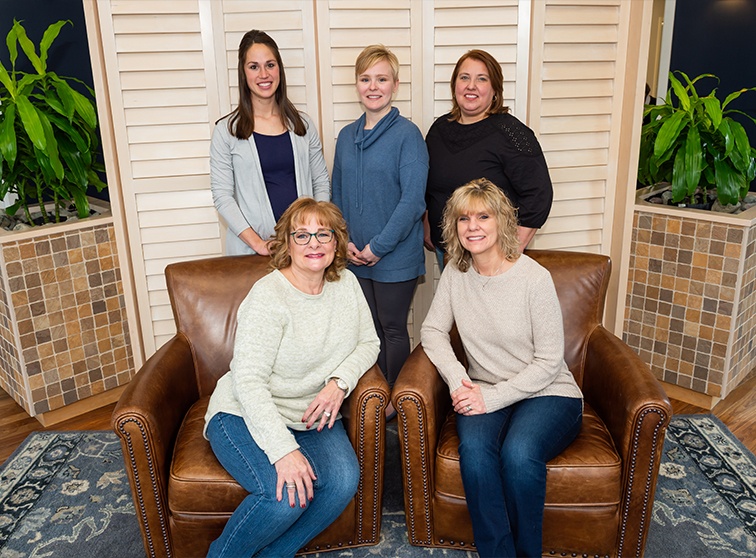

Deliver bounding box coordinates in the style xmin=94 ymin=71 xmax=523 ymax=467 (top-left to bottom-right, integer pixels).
xmin=204 ymin=198 xmax=379 ymax=557
xmin=421 ymin=178 xmax=582 ymax=558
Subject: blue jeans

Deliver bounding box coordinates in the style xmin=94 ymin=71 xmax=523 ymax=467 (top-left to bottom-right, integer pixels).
xmin=456 ymin=396 xmax=582 ymax=558
xmin=206 ymin=413 xmax=360 ymax=557
xmin=435 ymin=247 xmax=445 ymax=272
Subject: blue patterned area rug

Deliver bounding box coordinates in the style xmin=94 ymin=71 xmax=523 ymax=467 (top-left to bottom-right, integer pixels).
xmin=1 ymin=416 xmax=754 ymax=557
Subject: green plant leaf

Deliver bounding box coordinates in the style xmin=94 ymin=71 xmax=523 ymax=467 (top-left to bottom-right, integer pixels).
xmin=0 ymin=103 xmax=17 ymax=165
xmin=654 ymin=110 xmax=687 ymax=158
xmin=730 ymin=120 xmax=752 ymax=172
xmin=5 ymin=21 xmax=19 ymax=68
xmin=37 ymin=110 xmax=64 ymax=180
xmin=69 ymin=87 xmax=97 ymax=128
xmin=0 ymin=61 xmax=15 ymax=96
xmin=71 ymin=187 xmax=90 ymax=219
xmin=669 ymin=73 xmax=690 ymax=111
xmin=683 ymin=126 xmax=703 ymax=196
xmin=701 ymin=97 xmax=722 ymax=129
xmin=39 ymin=20 xmax=69 ymax=70
xmin=12 ymin=20 xmax=43 ymax=75
xmin=16 ymin=96 xmax=46 ymax=150
xmin=52 ymin=80 xmax=76 ymax=118
xmin=719 ymin=119 xmax=734 ymax=155
xmin=713 ymin=156 xmax=745 ymax=205
xmin=671 ymin=149 xmax=687 ymax=203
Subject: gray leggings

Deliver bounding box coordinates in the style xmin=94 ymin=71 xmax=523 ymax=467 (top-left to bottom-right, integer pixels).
xmin=356 ymin=277 xmax=418 ymax=387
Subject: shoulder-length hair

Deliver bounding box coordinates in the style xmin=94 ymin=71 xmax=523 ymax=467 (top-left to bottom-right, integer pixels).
xmin=355 ymin=44 xmax=400 ymax=82
xmin=226 ymin=29 xmax=306 ymax=139
xmin=269 ymin=198 xmax=349 ymax=282
xmin=449 ymin=49 xmax=509 ymax=121
xmin=442 ymin=178 xmax=520 ymax=272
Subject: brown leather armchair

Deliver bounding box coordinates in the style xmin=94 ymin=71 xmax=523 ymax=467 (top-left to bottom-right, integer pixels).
xmin=392 ymin=250 xmax=672 ymax=558
xmin=112 ymin=255 xmax=390 ymax=558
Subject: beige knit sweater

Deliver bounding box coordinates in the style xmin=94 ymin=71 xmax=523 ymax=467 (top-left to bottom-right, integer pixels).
xmin=204 ymin=269 xmax=380 ymax=464
xmin=421 ymin=255 xmax=582 ymax=412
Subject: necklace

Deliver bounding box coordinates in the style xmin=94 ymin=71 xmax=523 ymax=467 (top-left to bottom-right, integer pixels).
xmin=472 ymin=258 xmax=506 ymax=288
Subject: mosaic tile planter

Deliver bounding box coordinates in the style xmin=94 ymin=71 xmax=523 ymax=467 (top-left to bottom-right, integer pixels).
xmin=623 ymin=188 xmax=756 ymax=406
xmin=0 ymin=207 xmax=136 ymax=419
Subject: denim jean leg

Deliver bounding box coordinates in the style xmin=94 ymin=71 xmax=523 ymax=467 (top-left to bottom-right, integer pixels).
xmin=205 ymin=413 xmax=307 ymax=558
xmin=256 ymin=420 xmax=360 ymax=557
xmin=499 ymin=396 xmax=583 ymax=558
xmin=456 ymin=407 xmax=517 ymax=558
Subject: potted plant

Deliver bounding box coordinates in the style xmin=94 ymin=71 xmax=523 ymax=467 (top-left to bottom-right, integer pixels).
xmin=0 ymin=19 xmax=106 ymax=226
xmin=638 ymin=71 xmax=756 ymax=208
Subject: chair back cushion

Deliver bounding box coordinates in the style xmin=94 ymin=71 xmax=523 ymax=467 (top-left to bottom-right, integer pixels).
xmin=525 ymin=250 xmax=611 ymax=386
xmin=165 ymin=255 xmax=272 ymax=397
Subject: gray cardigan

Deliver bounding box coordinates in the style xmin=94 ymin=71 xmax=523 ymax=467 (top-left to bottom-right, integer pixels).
xmin=210 ymin=112 xmax=331 ymax=255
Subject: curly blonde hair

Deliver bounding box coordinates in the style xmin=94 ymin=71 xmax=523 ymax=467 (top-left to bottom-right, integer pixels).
xmin=441 ymin=179 xmax=520 ymax=272
xmin=268 ymin=198 xmax=349 ymax=282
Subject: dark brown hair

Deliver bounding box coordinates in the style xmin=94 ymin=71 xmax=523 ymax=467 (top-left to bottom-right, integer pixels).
xmin=449 ymin=49 xmax=508 ymax=121
xmin=226 ymin=30 xmax=306 ymax=139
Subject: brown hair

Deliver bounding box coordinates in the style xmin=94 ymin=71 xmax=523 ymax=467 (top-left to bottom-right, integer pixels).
xmin=441 ymin=178 xmax=520 ymax=272
xmin=355 ymin=44 xmax=400 ymax=82
xmin=226 ymin=30 xmax=306 ymax=139
xmin=449 ymin=49 xmax=508 ymax=121
xmin=269 ymin=198 xmax=349 ymax=282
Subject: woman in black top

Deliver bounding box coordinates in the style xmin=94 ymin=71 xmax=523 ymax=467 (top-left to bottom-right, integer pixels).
xmin=424 ymin=49 xmax=553 ymax=267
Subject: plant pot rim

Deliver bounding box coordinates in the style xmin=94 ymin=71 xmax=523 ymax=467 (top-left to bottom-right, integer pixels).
xmin=635 ymin=184 xmax=756 ymax=226
xmin=0 ymin=197 xmax=112 ymax=243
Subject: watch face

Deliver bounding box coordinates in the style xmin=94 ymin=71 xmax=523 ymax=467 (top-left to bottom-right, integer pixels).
xmin=336 ymin=378 xmax=348 ymax=391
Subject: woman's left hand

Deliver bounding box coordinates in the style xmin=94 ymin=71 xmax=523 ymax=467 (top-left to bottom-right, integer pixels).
xmin=451 ymin=379 xmax=487 ymax=416
xmin=302 ymin=380 xmax=346 ymax=431
xmin=358 ymin=244 xmax=380 ymax=266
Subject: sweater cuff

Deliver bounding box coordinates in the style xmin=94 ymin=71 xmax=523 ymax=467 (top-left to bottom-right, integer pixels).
xmin=266 ymin=438 xmax=300 ymax=465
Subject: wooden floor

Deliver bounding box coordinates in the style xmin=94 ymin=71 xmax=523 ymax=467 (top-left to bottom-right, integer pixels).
xmin=1 ymin=371 xmax=755 ymax=465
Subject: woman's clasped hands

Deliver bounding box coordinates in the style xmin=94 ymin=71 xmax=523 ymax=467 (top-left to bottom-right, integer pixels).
xmin=451 ymin=379 xmax=487 ymax=416
xmin=347 ymin=242 xmax=380 ymax=266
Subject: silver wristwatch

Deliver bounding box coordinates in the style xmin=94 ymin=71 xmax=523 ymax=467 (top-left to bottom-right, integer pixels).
xmin=332 ymin=377 xmax=348 ymax=393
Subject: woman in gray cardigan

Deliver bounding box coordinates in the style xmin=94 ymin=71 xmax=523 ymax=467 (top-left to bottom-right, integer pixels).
xmin=211 ymin=30 xmax=330 ymax=256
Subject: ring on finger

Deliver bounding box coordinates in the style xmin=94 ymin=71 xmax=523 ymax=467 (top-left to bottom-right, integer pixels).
xmin=286 ymin=482 xmax=296 ymax=491
xmin=466 ymin=405 xmax=472 ymax=412
xmin=323 ymin=411 xmax=332 ymax=418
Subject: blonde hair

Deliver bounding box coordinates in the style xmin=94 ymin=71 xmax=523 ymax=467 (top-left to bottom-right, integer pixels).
xmin=442 ymin=178 xmax=520 ymax=272
xmin=449 ymin=49 xmax=508 ymax=121
xmin=269 ymin=198 xmax=349 ymax=282
xmin=355 ymin=44 xmax=400 ymax=82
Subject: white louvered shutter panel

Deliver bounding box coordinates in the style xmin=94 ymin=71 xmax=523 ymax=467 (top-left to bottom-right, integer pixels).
xmin=529 ymin=0 xmax=627 ymax=253
xmin=97 ymin=0 xmax=320 ymax=353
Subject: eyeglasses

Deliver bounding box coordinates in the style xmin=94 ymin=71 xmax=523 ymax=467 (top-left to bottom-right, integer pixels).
xmin=290 ymin=229 xmax=335 ymax=245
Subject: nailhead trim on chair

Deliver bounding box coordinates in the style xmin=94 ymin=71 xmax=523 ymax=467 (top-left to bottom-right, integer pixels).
xmin=115 ymin=416 xmax=172 ymax=558
xmin=300 ymin=391 xmax=386 ymax=553
xmin=357 ymin=392 xmax=385 ymax=544
xmin=616 ymin=407 xmax=668 ymax=558
xmin=396 ymin=394 xmax=433 ymax=545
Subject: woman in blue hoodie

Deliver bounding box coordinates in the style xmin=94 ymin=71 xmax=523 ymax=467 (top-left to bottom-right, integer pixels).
xmin=332 ymin=45 xmax=428 ymax=418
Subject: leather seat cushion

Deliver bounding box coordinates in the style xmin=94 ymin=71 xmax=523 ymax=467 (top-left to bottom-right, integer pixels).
xmin=169 ymin=397 xmax=247 ymax=514
xmin=435 ymin=402 xmax=621 ymax=506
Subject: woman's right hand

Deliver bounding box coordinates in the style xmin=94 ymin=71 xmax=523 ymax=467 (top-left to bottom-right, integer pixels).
xmin=275 ymin=449 xmax=317 ymax=508
xmin=347 ymin=242 xmax=367 ymax=265
xmin=239 ymin=227 xmax=271 ymax=255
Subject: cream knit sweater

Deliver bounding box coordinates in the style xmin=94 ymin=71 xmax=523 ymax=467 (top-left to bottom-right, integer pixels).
xmin=204 ymin=269 xmax=380 ymax=464
xmin=421 ymin=255 xmax=582 ymax=412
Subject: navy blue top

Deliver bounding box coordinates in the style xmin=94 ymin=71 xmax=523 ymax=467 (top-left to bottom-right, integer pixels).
xmin=254 ymin=131 xmax=297 ymax=221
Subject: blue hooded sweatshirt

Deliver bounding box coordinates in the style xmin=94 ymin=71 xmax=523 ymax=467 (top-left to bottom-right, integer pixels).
xmin=332 ymin=107 xmax=428 ymax=283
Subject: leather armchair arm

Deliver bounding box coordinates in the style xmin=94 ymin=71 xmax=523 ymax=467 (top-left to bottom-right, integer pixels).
xmin=340 ymin=364 xmax=389 ymax=545
xmin=112 ymin=334 xmax=199 ymax=558
xmin=391 ymin=344 xmax=451 ymax=545
xmin=582 ymin=325 xmax=672 ymax=557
